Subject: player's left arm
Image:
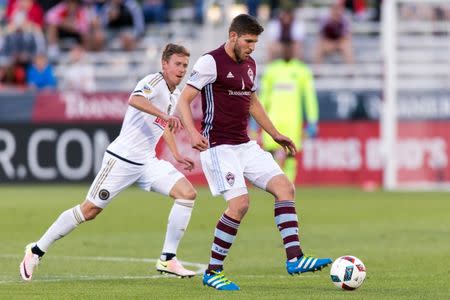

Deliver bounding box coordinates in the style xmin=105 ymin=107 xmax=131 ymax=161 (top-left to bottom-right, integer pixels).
xmin=162 ymin=126 xmax=194 ymax=171
xmin=249 ymin=92 xmax=296 ymax=155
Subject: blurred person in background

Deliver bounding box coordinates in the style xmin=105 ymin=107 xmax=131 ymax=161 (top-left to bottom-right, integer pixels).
xmin=92 ymin=0 xmax=144 ymax=51
xmin=1 ymin=2 xmax=46 ymax=86
xmin=314 ymin=2 xmax=354 ymax=64
xmin=142 ymin=0 xmax=169 ymax=24
xmin=45 ymin=0 xmax=91 ymax=59
xmin=60 ymin=44 xmax=95 ymax=92
xmin=266 ymin=1 xmax=305 ymax=61
xmin=259 ymin=40 xmax=318 ymax=183
xmin=26 ymin=53 xmax=57 ymax=90
xmin=5 ymin=0 xmax=44 ymax=28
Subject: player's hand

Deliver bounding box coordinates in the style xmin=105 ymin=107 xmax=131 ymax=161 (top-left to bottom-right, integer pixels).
xmin=305 ymin=122 xmax=318 ymax=138
xmin=175 ymin=156 xmax=195 ymax=171
xmin=273 ymin=133 xmax=297 ymax=156
xmin=190 ymin=131 xmax=209 ymax=151
xmin=166 ymin=115 xmax=183 ymax=133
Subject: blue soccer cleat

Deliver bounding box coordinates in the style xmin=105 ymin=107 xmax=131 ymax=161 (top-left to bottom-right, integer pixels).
xmin=286 ymin=255 xmax=332 ymax=275
xmin=203 ymin=270 xmax=240 ymax=291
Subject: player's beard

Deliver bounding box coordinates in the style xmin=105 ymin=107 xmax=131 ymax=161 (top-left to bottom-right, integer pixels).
xmin=234 ymin=45 xmax=244 ymax=63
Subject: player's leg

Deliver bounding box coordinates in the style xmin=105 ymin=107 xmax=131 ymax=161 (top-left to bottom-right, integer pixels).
xmin=266 ymin=174 xmax=332 ymax=274
xmin=243 ymin=141 xmax=332 ymax=274
xmin=136 ymin=159 xmax=197 ymax=277
xmin=20 ymin=153 xmax=141 ymax=281
xmin=158 ymin=178 xmax=197 ymax=277
xmin=202 ymin=193 xmax=247 ymax=291
xmin=199 ymin=146 xmax=247 ymax=290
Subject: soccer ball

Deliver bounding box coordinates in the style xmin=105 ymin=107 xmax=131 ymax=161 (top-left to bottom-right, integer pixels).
xmin=330 ymin=255 xmax=366 ymax=290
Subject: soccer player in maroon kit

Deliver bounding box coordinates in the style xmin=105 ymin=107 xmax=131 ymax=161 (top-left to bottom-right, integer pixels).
xmin=177 ymin=14 xmax=332 ymax=291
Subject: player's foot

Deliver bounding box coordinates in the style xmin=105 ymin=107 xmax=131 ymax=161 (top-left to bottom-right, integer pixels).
xmin=19 ymin=243 xmax=41 ymax=281
xmin=156 ymin=257 xmax=195 ymax=278
xmin=286 ymin=255 xmax=332 ymax=275
xmin=203 ymin=269 xmax=240 ymax=291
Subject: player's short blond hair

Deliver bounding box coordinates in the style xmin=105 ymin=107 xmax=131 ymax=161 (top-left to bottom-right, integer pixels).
xmin=161 ymin=43 xmax=190 ymax=62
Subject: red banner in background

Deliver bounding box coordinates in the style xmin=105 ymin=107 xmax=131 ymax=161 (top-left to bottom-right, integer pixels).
xmin=158 ymin=121 xmax=450 ymax=187
xmin=32 ymin=91 xmax=129 ymax=123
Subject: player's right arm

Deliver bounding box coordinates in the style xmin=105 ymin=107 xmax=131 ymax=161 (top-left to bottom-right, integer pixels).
xmin=177 ymin=55 xmax=216 ymax=151
xmin=177 ymin=85 xmax=208 ymax=151
xmin=129 ymin=95 xmax=183 ymax=133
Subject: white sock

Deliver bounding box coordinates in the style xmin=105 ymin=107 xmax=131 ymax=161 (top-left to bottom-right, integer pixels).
xmin=161 ymin=199 xmax=194 ymax=257
xmin=36 ymin=205 xmax=85 ymax=252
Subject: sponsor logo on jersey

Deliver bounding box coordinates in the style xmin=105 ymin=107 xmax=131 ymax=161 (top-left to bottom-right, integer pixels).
xmin=154 ymin=117 xmax=168 ymax=130
xmin=225 ymin=172 xmax=235 ymax=186
xmin=228 ymin=90 xmax=251 ymax=96
xmin=189 ymin=70 xmax=200 ymax=82
xmin=226 ymin=72 xmax=234 ymax=78
xmin=99 ymin=189 xmax=110 ymax=200
xmin=247 ymin=68 xmax=254 ymax=83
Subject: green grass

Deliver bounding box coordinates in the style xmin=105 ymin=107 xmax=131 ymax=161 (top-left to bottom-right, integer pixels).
xmin=1 ymin=185 xmax=449 ymax=299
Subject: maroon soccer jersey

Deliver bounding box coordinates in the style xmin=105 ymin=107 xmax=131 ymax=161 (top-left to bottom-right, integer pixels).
xmin=187 ymin=45 xmax=257 ymax=147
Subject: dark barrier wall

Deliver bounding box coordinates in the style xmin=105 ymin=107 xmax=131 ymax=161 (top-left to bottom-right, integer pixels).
xmin=0 ymin=124 xmax=120 ymax=182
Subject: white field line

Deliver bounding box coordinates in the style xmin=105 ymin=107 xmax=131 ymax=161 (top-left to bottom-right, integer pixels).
xmin=0 ymin=254 xmax=207 ymax=283
xmin=0 ymin=254 xmax=322 ymax=284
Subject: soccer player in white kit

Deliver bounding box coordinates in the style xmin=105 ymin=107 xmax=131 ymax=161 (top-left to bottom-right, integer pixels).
xmin=20 ymin=44 xmax=197 ymax=280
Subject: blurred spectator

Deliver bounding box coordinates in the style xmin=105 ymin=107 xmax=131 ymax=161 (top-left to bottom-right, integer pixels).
xmin=45 ymin=0 xmax=91 ymax=58
xmin=314 ymin=2 xmax=354 ymax=64
xmin=343 ymin=0 xmax=367 ymax=21
xmin=266 ymin=2 xmax=305 ymax=61
xmin=26 ymin=53 xmax=57 ymax=90
xmin=142 ymin=0 xmax=169 ymax=24
xmin=246 ymin=0 xmax=261 ymax=17
xmin=92 ymin=0 xmax=145 ymax=51
xmin=5 ymin=0 xmax=44 ymax=28
xmin=60 ymin=44 xmax=95 ymax=92
xmin=1 ymin=5 xmax=46 ymax=86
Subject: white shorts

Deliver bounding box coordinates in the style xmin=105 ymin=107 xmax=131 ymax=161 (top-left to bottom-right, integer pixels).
xmin=200 ymin=140 xmax=283 ymax=200
xmin=86 ymin=152 xmax=184 ymax=208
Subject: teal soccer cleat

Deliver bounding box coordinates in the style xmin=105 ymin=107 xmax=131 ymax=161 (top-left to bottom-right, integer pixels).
xmin=286 ymin=255 xmax=332 ymax=275
xmin=203 ymin=270 xmax=240 ymax=291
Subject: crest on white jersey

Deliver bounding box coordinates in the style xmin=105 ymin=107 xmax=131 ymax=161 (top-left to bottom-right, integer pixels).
xmin=143 ymin=84 xmax=153 ymax=95
xmin=247 ymin=68 xmax=254 ymax=83
xmin=227 ymin=72 xmax=234 ymax=78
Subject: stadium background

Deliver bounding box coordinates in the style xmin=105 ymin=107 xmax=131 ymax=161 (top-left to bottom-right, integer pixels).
xmin=1 ymin=1 xmax=450 ymax=298
xmin=1 ymin=0 xmax=450 ymax=188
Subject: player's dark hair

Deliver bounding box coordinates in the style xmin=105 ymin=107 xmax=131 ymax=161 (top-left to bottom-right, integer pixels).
xmin=229 ymin=14 xmax=264 ymax=36
xmin=161 ymin=43 xmax=190 ymax=62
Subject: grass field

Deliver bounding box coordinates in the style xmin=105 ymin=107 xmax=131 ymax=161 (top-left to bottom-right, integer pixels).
xmin=1 ymin=185 xmax=449 ymax=299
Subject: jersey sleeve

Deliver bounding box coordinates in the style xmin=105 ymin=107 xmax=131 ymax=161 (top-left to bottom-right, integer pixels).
xmin=131 ymin=75 xmax=158 ymax=101
xmin=186 ymin=54 xmax=217 ymax=90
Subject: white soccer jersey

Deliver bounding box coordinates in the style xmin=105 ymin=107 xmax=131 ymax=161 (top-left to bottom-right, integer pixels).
xmin=107 ymin=72 xmax=180 ymax=164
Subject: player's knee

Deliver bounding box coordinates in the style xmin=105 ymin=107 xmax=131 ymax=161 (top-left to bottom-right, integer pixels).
xmin=180 ymin=187 xmax=197 ymax=200
xmin=274 ymin=179 xmax=296 ymax=200
xmin=80 ymin=201 xmax=102 ymax=221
